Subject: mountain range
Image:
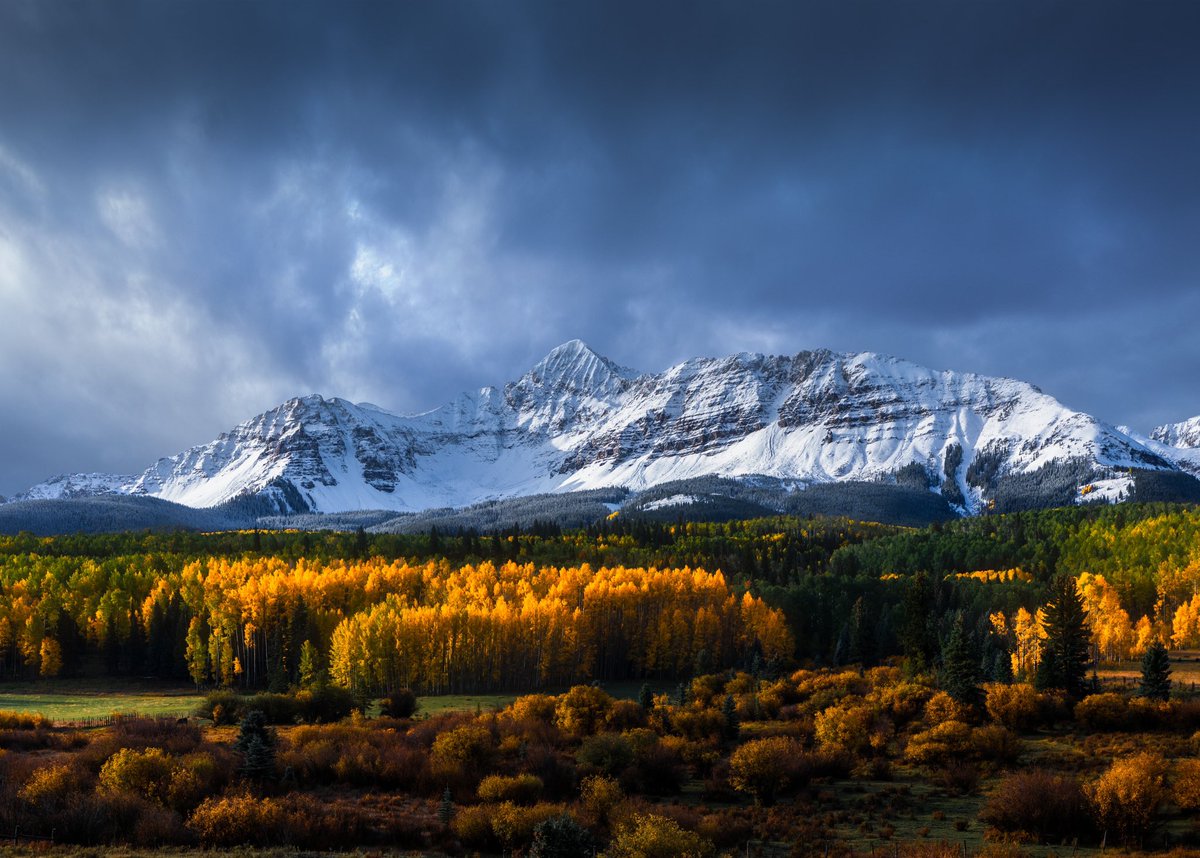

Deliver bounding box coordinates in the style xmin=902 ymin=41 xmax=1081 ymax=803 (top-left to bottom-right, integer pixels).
xmin=7 ymin=341 xmax=1200 ymax=526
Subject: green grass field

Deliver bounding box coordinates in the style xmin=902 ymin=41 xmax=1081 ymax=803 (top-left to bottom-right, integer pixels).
xmin=0 ymin=677 xmax=679 ymax=724
xmin=0 ymin=678 xmax=205 ymax=723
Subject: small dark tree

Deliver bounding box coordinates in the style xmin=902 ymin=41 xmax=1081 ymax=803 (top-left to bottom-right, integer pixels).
xmin=638 ymin=682 xmax=654 ymax=710
xmin=1139 ymin=639 xmax=1172 ymax=701
xmin=528 ymin=813 xmax=595 ymax=858
xmin=438 ymin=786 xmax=454 ymax=825
xmin=1036 ymin=575 xmax=1090 ymax=698
xmin=941 ymin=612 xmax=982 ymax=706
xmin=722 ymin=693 xmax=740 ymax=741
xmin=235 ymin=710 xmax=277 ymax=781
xmin=381 ymin=687 xmax=419 ymax=718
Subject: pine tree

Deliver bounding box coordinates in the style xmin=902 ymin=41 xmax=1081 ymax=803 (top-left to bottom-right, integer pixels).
xmin=438 ymin=787 xmax=455 ymax=825
xmin=1036 ymin=575 xmax=1091 ymax=697
xmin=940 ymin=612 xmax=982 ymax=706
xmin=847 ymin=596 xmax=876 ymax=668
xmin=722 ymin=692 xmax=740 ymax=741
xmin=899 ymin=572 xmax=939 ymax=674
xmin=1139 ymin=639 xmax=1172 ymax=701
xmin=638 ymin=682 xmax=654 ymax=710
xmin=235 ymin=710 xmax=277 ymax=781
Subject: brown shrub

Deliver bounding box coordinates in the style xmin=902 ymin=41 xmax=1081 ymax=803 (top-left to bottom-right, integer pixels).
xmin=984 ymin=683 xmax=1043 ymax=731
xmin=606 ymin=699 xmax=648 ymax=731
xmin=671 ymin=707 xmax=725 ymax=741
xmin=979 ymin=769 xmax=1092 ymax=842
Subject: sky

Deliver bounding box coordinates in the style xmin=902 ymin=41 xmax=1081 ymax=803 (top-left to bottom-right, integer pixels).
xmin=1 ymin=0 xmax=1199 ymax=496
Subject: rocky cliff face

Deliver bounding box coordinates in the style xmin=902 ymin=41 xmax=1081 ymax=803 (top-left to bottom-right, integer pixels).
xmin=10 ymin=340 xmax=1190 ymax=514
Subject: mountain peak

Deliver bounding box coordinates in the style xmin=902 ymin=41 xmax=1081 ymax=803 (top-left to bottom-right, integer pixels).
xmin=523 ymin=340 xmax=639 ymax=394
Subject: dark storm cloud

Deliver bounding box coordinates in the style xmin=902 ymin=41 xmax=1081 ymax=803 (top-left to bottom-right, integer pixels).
xmin=1 ymin=0 xmax=1198 ymax=494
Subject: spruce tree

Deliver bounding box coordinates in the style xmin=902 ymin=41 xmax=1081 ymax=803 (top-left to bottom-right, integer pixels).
xmin=940 ymin=612 xmax=982 ymax=706
xmin=1139 ymin=639 xmax=1172 ymax=701
xmin=847 ymin=596 xmax=876 ymax=668
xmin=1035 ymin=575 xmax=1090 ymax=697
xmin=235 ymin=710 xmax=277 ymax=781
xmin=722 ymin=693 xmax=740 ymax=741
xmin=899 ymin=572 xmax=939 ymax=673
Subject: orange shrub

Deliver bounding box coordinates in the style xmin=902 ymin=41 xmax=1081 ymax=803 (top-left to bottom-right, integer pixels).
xmin=814 ymin=702 xmax=887 ymax=756
xmin=984 ymin=683 xmax=1042 ymax=731
xmin=1085 ymin=752 xmax=1169 ymax=848
xmin=904 ymin=721 xmax=972 ymax=766
xmin=1074 ymin=693 xmax=1134 ymax=731
xmin=18 ymin=763 xmax=80 ymax=809
xmin=489 ymin=801 xmax=569 ymax=850
xmin=1173 ymin=758 xmax=1200 ymax=810
xmin=477 ymin=773 xmax=544 ymax=804
xmin=924 ymin=691 xmax=973 ymax=726
xmin=505 ymin=693 xmax=558 ymax=724
xmin=430 ymin=724 xmax=495 ymax=780
xmin=581 ymin=773 xmax=624 ymax=823
xmin=555 ymin=685 xmax=614 ymax=736
xmin=728 ymin=736 xmax=806 ymax=806
xmin=607 ymin=812 xmax=714 ymax=858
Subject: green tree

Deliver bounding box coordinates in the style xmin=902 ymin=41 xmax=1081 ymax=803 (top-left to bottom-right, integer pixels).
xmin=940 ymin=612 xmax=982 ymax=706
xmin=234 ymin=710 xmax=276 ymax=781
xmin=722 ymin=693 xmax=740 ymax=741
xmin=297 ymin=640 xmax=323 ymax=689
xmin=1036 ymin=575 xmax=1090 ymax=697
xmin=528 ymin=814 xmax=595 ymax=858
xmin=899 ymin=572 xmax=939 ymax=673
xmin=1139 ymin=639 xmax=1171 ymax=701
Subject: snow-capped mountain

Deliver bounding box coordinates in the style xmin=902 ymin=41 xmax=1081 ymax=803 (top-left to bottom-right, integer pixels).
xmin=1152 ymin=416 xmax=1200 ymax=449
xmin=9 ymin=472 xmax=137 ymax=503
xmin=9 ymin=341 xmax=1193 ymax=515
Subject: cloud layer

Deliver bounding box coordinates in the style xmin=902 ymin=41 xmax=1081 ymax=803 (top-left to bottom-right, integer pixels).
xmin=1 ymin=1 xmax=1199 ymax=495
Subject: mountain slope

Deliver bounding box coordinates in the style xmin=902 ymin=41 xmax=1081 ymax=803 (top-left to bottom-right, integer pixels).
xmin=8 ymin=341 xmax=1187 ymax=516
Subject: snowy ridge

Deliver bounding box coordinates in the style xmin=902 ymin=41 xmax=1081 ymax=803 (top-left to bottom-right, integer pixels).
xmin=9 ymin=342 xmax=1192 ymax=515
xmin=1152 ymin=416 xmax=1200 ymax=449
xmin=10 ymin=472 xmax=136 ymax=502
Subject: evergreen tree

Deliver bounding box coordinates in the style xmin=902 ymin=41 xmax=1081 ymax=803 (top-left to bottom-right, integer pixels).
xmin=438 ymin=786 xmax=455 ymax=825
xmin=899 ymin=572 xmax=939 ymax=673
xmin=1035 ymin=574 xmax=1090 ymax=697
xmin=1139 ymin=639 xmax=1172 ymax=701
xmin=529 ymin=814 xmax=595 ymax=858
xmin=722 ymin=692 xmax=740 ymax=741
xmin=638 ymin=682 xmax=654 ymax=710
xmin=847 ymin=596 xmax=876 ymax=668
xmin=235 ymin=710 xmax=277 ymax=781
xmin=940 ymin=612 xmax=982 ymax=706
xmin=298 ymin=640 xmax=323 ymax=689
